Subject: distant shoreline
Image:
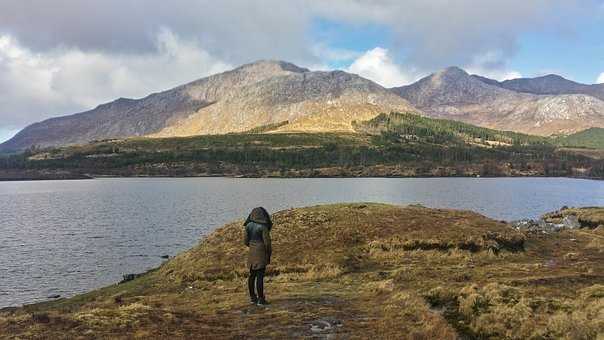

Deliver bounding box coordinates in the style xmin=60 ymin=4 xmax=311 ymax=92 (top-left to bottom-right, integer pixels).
xmin=1 ymin=173 xmax=602 ymax=182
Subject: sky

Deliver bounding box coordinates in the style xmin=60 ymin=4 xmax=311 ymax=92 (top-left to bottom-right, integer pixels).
xmin=1 ymin=0 xmax=603 ymax=143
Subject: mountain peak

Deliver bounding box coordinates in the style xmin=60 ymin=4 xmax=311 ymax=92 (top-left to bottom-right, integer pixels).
xmin=395 ymin=66 xmax=604 ymax=136
xmin=428 ymin=66 xmax=472 ymax=86
xmin=392 ymin=65 xmax=512 ymax=108
xmin=438 ymin=66 xmax=469 ymax=78
xmin=540 ymin=74 xmax=567 ymax=80
xmin=236 ymin=60 xmax=310 ymax=74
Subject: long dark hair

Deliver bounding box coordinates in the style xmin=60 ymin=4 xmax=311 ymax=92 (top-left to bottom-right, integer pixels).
xmin=244 ymin=207 xmax=273 ymax=230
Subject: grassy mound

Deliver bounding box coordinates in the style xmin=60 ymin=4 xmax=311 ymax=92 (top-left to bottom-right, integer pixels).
xmin=1 ymin=203 xmax=603 ymax=339
xmin=160 ymin=204 xmax=524 ymax=284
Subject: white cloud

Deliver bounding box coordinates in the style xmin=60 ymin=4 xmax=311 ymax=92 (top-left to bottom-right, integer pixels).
xmin=304 ymin=44 xmax=360 ymax=72
xmin=311 ymin=43 xmax=360 ymax=63
xmin=597 ymin=72 xmax=604 ymax=84
xmin=0 ymin=0 xmax=315 ymax=64
xmin=466 ymin=67 xmax=522 ymax=81
xmin=0 ymin=1 xmax=600 ymax=133
xmin=0 ymin=30 xmax=231 ymax=130
xmin=1 ymin=1 xmax=590 ymax=71
xmin=347 ymin=47 xmax=419 ymax=87
xmin=465 ymin=50 xmax=522 ymax=81
xmin=311 ymin=0 xmax=587 ymax=70
xmin=348 ymin=47 xmax=522 ymax=85
xmin=0 ymin=128 xmax=19 ymax=144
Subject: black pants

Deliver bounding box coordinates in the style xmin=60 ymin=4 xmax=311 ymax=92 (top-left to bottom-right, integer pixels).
xmin=248 ymin=267 xmax=265 ymax=301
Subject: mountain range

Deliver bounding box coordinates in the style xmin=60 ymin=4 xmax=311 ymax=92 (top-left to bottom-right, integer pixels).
xmin=393 ymin=67 xmax=604 ymax=136
xmin=2 ymin=60 xmax=604 ymax=151
xmin=481 ymin=74 xmax=604 ymax=101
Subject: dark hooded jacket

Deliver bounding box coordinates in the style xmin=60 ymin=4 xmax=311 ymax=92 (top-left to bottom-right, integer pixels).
xmin=244 ymin=207 xmax=272 ymax=269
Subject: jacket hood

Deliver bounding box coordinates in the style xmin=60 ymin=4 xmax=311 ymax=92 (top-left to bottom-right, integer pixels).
xmin=244 ymin=207 xmax=273 ymax=229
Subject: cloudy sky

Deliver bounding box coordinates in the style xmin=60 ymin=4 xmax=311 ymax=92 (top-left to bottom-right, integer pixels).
xmin=1 ymin=0 xmax=603 ymax=142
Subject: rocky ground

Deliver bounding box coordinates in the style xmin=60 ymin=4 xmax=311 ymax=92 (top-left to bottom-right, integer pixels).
xmin=1 ymin=204 xmax=603 ymax=339
xmin=513 ymin=206 xmax=604 ymax=234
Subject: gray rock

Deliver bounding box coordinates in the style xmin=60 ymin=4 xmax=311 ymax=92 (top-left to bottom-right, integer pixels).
xmin=512 ymin=218 xmax=566 ymax=233
xmin=309 ymin=318 xmax=342 ymax=333
xmin=562 ymin=215 xmax=581 ymax=229
xmin=511 ymin=219 xmax=538 ymax=230
xmin=537 ymin=219 xmax=550 ymax=230
xmin=310 ymin=320 xmax=332 ymax=333
xmin=119 ymin=273 xmax=143 ymax=284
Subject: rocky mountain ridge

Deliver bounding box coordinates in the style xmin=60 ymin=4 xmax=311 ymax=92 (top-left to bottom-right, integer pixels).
xmin=392 ymin=67 xmax=604 ymax=135
xmin=0 ymin=60 xmax=416 ymax=151
xmin=480 ymin=74 xmax=604 ymax=101
xmin=2 ymin=60 xmax=604 ymax=151
xmin=152 ymin=64 xmax=416 ymax=137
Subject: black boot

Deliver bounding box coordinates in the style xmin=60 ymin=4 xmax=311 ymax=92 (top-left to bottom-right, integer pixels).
xmin=256 ymin=298 xmax=270 ymax=306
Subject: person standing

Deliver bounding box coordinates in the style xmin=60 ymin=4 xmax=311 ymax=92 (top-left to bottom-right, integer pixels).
xmin=243 ymin=207 xmax=272 ymax=306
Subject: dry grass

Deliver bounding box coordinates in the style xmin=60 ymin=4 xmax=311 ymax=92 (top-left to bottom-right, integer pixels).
xmin=1 ymin=203 xmax=603 ymax=339
xmin=425 ymin=282 xmax=604 ymax=339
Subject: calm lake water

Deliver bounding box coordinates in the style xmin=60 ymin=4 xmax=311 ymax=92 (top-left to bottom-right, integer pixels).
xmin=1 ymin=177 xmax=603 ymax=307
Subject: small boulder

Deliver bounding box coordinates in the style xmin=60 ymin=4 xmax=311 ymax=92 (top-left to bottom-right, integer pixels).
xmin=47 ymin=294 xmax=61 ymax=299
xmin=120 ymin=273 xmax=143 ymax=284
xmin=511 ymin=219 xmax=566 ymax=233
xmin=562 ymin=215 xmax=581 ymax=229
xmin=511 ymin=219 xmax=536 ymax=230
xmin=310 ymin=319 xmax=342 ymax=333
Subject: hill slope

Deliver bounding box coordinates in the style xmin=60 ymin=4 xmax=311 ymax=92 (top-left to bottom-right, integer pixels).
xmin=3 ymin=112 xmax=603 ymax=180
xmin=1 ymin=203 xmax=602 ymax=339
xmin=354 ymin=112 xmax=549 ymax=146
xmin=556 ymin=127 xmax=604 ymax=149
xmin=0 ymin=94 xmax=211 ymax=152
xmin=0 ymin=60 xmax=417 ymax=151
xmin=392 ymin=67 xmax=604 ymax=136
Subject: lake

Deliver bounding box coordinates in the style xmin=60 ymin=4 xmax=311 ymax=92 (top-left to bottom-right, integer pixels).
xmin=1 ymin=177 xmax=603 ymax=307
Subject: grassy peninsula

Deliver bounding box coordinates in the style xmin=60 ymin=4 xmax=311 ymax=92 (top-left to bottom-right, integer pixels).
xmin=1 ymin=203 xmax=603 ymax=339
